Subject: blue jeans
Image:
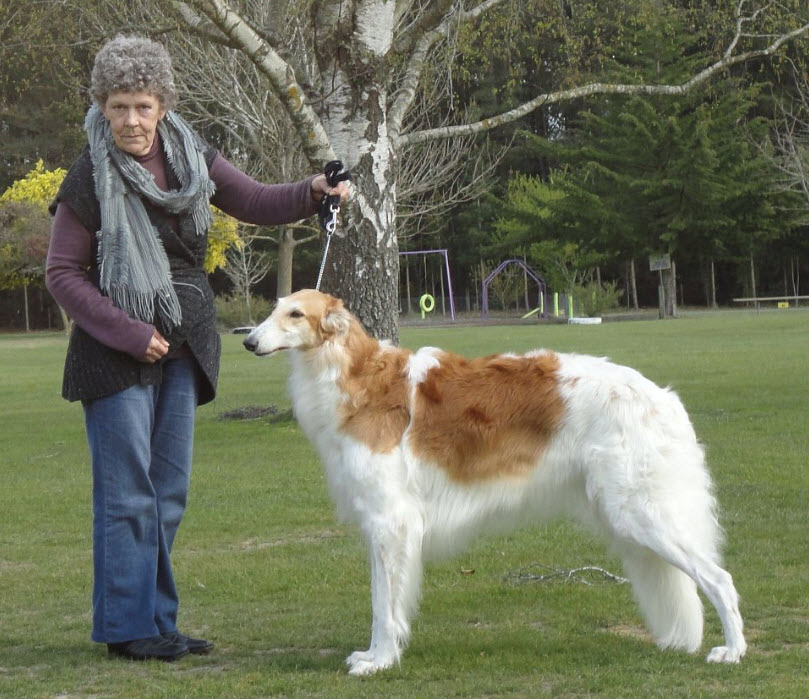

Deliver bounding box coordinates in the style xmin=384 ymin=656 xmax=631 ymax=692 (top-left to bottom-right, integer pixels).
xmin=83 ymin=357 xmax=198 ymax=643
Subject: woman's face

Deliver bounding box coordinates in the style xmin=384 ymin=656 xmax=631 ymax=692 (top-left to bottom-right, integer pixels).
xmin=102 ymin=90 xmax=166 ymax=157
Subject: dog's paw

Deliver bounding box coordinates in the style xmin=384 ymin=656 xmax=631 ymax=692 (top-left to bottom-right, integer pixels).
xmin=706 ymin=645 xmax=745 ymax=663
xmin=348 ymin=658 xmax=384 ymax=676
xmin=346 ymin=650 xmax=373 ymax=667
xmin=345 ymin=649 xmax=395 ymax=676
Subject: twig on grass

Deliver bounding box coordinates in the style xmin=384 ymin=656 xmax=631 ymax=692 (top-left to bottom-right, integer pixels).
xmin=505 ymin=563 xmax=629 ymax=586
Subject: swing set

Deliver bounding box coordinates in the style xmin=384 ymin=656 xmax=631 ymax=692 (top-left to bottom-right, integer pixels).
xmin=399 ymin=249 xmax=456 ymax=321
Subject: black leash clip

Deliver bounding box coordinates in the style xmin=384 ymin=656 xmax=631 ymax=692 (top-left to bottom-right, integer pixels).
xmin=318 ymin=160 xmax=351 ymax=233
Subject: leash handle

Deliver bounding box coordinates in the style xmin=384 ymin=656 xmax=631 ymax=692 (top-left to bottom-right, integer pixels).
xmin=324 ymin=160 xmax=351 ymax=188
xmin=318 ymin=160 xmax=351 ymax=232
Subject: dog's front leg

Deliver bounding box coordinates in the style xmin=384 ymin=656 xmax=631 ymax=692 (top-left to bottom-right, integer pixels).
xmin=347 ymin=515 xmax=423 ymax=676
xmin=347 ymin=534 xmax=400 ymax=676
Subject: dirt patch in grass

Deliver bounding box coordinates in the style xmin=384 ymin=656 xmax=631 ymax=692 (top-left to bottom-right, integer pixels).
xmin=237 ymin=529 xmax=345 ymax=551
xmin=601 ymin=623 xmax=653 ymax=643
xmin=218 ymin=405 xmax=294 ymax=423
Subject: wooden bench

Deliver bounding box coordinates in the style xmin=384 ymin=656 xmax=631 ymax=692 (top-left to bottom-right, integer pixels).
xmin=732 ymin=295 xmax=808 ymax=307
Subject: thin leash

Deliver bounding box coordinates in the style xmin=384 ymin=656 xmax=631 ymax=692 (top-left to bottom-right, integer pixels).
xmin=314 ymin=206 xmax=338 ymax=292
xmin=315 ymin=160 xmax=351 ymax=291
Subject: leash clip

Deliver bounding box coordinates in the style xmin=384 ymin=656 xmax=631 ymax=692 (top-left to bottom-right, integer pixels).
xmin=315 ymin=160 xmax=351 ymax=291
xmin=322 ymin=195 xmax=341 ymax=235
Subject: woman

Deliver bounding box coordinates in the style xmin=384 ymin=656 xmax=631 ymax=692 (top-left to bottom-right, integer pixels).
xmin=45 ymin=35 xmax=349 ymax=662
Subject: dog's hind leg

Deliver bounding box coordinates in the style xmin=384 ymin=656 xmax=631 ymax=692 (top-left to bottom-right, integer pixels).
xmin=611 ymin=513 xmax=746 ymax=663
xmin=587 ymin=402 xmax=746 ymax=662
xmin=618 ymin=544 xmax=704 ymax=653
xmin=347 ymin=508 xmax=424 ymax=676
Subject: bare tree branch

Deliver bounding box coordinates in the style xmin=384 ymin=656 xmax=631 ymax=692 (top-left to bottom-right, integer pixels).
xmin=762 ymin=59 xmax=809 ymax=218
xmin=391 ymin=0 xmax=457 ymax=58
xmin=397 ymin=132 xmax=507 ymax=241
xmin=388 ymin=0 xmax=509 ymax=140
xmin=723 ymin=0 xmax=771 ymax=59
xmin=401 ymin=13 xmax=809 ymax=147
xmin=171 ymin=1 xmax=240 ymax=48
xmin=184 ymin=0 xmax=335 ymax=165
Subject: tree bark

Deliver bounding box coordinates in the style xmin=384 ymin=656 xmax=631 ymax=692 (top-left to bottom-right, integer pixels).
xmin=749 ymin=253 xmax=757 ymax=305
xmin=628 ymin=258 xmax=639 ymax=309
xmin=662 ymin=262 xmax=678 ymax=318
xmin=23 ymin=282 xmax=30 ymax=332
xmin=276 ymin=227 xmax=295 ymax=298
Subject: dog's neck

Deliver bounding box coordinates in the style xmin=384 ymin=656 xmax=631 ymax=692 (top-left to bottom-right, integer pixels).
xmin=294 ymin=315 xmax=381 ymax=377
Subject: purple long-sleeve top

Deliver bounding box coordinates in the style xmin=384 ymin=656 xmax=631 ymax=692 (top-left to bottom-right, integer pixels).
xmin=46 ymin=140 xmax=317 ymax=360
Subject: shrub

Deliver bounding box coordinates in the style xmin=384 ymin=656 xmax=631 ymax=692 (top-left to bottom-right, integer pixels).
xmin=571 ymin=280 xmax=624 ymax=317
xmin=214 ymin=293 xmax=273 ymax=330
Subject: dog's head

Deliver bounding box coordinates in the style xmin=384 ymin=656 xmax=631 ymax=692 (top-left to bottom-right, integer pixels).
xmin=243 ymin=289 xmax=352 ymax=356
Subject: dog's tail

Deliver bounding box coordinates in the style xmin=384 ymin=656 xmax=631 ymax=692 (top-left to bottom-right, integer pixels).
xmin=620 ymin=546 xmax=703 ymax=652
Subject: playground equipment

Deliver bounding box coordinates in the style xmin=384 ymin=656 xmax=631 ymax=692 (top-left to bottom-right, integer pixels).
xmin=481 ymin=259 xmax=547 ymax=318
xmin=419 ymin=293 xmax=435 ymax=319
xmin=400 ymin=249 xmax=456 ymax=320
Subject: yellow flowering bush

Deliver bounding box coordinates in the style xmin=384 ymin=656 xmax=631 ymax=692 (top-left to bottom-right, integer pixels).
xmin=206 ymin=207 xmax=241 ymax=272
xmin=0 ymin=159 xmax=67 ymax=207
xmin=0 ymin=159 xmax=239 ymax=273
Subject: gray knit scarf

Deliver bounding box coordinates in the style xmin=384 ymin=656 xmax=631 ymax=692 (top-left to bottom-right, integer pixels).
xmin=85 ymin=104 xmax=215 ymax=330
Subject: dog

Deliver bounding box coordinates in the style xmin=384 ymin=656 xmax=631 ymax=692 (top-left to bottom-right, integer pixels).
xmin=243 ymin=289 xmax=746 ymax=676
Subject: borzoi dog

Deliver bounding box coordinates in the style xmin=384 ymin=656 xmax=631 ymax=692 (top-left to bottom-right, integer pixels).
xmin=243 ymin=289 xmax=746 ymax=676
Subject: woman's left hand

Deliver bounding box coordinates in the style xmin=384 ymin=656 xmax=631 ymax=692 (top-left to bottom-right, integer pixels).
xmin=310 ymin=174 xmax=350 ymax=205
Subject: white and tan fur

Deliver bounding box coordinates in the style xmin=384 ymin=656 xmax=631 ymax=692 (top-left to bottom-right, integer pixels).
xmin=243 ymin=290 xmax=746 ymax=676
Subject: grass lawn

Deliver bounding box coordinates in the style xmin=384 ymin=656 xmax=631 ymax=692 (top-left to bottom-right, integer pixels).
xmin=1 ymin=308 xmax=808 ymax=697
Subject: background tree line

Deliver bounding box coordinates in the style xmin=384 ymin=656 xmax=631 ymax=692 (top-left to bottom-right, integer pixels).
xmin=1 ymin=0 xmax=807 ymax=332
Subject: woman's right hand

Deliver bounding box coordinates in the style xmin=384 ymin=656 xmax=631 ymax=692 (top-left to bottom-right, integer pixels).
xmin=141 ymin=329 xmax=170 ymax=363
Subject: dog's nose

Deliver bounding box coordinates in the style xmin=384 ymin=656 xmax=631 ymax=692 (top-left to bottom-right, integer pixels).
xmin=243 ymin=336 xmax=257 ymax=352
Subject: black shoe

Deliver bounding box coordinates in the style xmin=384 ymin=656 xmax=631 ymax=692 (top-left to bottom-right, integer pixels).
xmin=161 ymin=630 xmax=214 ymax=655
xmin=107 ymin=635 xmax=189 ymax=662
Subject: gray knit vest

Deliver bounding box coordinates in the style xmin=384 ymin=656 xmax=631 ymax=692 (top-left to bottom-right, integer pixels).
xmin=50 ymin=144 xmax=221 ymax=405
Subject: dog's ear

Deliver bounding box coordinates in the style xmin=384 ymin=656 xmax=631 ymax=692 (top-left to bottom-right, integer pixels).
xmin=320 ymin=298 xmax=351 ymax=339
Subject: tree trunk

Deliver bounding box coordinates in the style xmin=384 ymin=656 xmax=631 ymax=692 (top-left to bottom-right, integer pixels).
xmin=276 ymin=227 xmax=295 ymax=298
xmin=661 ymin=262 xmax=678 ymax=318
xmin=628 ymin=258 xmax=639 ymax=309
xmin=791 ymin=256 xmax=800 ymax=305
xmin=23 ymin=282 xmax=30 ymax=332
xmin=749 ymin=253 xmax=757 ymax=306
xmin=245 ymin=287 xmax=253 ymax=325
xmin=405 ymin=259 xmax=412 ymax=315
xmin=322 ymin=185 xmax=399 ymax=341
xmin=313 ymin=2 xmax=400 ymax=342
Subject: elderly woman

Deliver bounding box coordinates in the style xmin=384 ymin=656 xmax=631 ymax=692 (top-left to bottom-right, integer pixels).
xmin=46 ymin=35 xmax=348 ymax=662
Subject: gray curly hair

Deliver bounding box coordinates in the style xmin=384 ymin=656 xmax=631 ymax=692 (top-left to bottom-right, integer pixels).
xmin=90 ymin=35 xmax=177 ymax=110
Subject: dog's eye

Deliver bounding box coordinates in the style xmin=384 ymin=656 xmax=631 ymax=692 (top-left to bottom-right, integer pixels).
xmin=289 ymin=310 xmax=304 ymax=319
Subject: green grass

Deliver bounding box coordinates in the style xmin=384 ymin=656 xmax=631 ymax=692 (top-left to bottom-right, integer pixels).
xmin=1 ymin=308 xmax=808 ymax=697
